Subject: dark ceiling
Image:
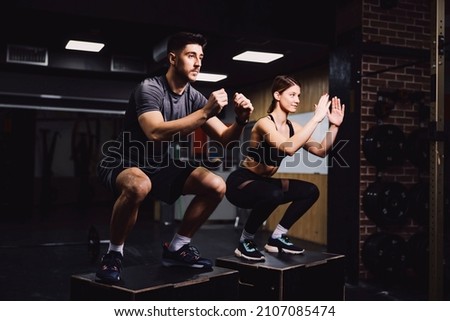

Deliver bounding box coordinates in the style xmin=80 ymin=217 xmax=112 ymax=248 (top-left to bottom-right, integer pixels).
xmin=0 ymin=0 xmax=338 ymax=93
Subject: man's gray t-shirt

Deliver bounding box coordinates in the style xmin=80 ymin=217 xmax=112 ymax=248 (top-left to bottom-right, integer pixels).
xmin=117 ymin=75 xmax=207 ymax=171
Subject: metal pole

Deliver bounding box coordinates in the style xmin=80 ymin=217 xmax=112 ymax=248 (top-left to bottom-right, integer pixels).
xmin=429 ymin=0 xmax=445 ymax=301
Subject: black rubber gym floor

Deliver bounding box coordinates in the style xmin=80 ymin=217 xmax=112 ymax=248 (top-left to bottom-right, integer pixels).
xmin=0 ymin=203 xmax=444 ymax=301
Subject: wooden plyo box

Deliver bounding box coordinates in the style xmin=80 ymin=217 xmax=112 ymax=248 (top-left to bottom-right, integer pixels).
xmin=215 ymin=251 xmax=345 ymax=301
xmin=71 ymin=264 xmax=239 ymax=301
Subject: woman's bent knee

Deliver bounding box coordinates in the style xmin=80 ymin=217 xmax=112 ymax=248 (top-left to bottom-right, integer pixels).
xmin=309 ymin=184 xmax=320 ymax=201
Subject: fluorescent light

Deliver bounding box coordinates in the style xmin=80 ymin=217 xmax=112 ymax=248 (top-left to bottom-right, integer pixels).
xmin=196 ymin=72 xmax=227 ymax=82
xmin=233 ymin=50 xmax=284 ymax=63
xmin=65 ymin=40 xmax=105 ymax=52
xmin=40 ymin=94 xmax=62 ymax=99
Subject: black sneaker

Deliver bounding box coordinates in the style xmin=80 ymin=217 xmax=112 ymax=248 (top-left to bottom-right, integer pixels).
xmin=96 ymin=250 xmax=123 ymax=283
xmin=264 ymin=235 xmax=305 ymax=254
xmin=234 ymin=239 xmax=265 ymax=261
xmin=162 ymin=243 xmax=213 ymax=269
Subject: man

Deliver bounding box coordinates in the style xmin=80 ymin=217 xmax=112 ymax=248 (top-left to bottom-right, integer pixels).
xmin=96 ymin=32 xmax=253 ymax=283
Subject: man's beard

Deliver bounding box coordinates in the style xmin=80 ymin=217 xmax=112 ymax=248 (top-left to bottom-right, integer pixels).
xmin=175 ymin=67 xmax=197 ymax=83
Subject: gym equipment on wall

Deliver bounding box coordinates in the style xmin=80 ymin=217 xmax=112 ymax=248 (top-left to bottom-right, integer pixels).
xmin=361 ymin=232 xmax=407 ymax=280
xmin=362 ymin=180 xmax=409 ymax=227
xmin=405 ymin=127 xmax=429 ymax=171
xmin=406 ymin=181 xmax=429 ymax=226
xmin=362 ymin=124 xmax=406 ymax=169
xmin=406 ymin=231 xmax=429 ymax=281
xmin=373 ymin=92 xmax=396 ymax=119
xmin=428 ymin=0 xmax=445 ymax=300
xmin=405 ymin=100 xmax=430 ymax=172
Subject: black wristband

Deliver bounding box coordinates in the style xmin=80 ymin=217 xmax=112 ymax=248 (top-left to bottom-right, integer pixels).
xmin=235 ymin=116 xmax=249 ymax=126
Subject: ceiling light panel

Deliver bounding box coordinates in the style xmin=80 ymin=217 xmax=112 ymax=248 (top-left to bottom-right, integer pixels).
xmin=65 ymin=40 xmax=105 ymax=52
xmin=233 ymin=51 xmax=284 ymax=63
xmin=196 ymin=72 xmax=227 ymax=82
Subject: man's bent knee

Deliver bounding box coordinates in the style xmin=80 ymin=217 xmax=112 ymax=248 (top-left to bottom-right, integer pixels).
xmin=117 ymin=169 xmax=151 ymax=202
xmin=208 ymin=175 xmax=226 ymax=200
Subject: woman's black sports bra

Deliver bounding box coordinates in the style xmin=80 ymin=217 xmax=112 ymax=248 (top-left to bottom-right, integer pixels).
xmin=246 ymin=114 xmax=295 ymax=167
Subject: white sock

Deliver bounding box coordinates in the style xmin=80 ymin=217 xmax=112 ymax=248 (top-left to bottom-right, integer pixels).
xmin=240 ymin=230 xmax=255 ymax=243
xmin=271 ymin=224 xmax=288 ymax=239
xmin=108 ymin=243 xmax=124 ymax=255
xmin=169 ymin=233 xmax=191 ymax=252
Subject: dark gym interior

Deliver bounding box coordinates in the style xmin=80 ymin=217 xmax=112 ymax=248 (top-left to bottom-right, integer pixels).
xmin=1 ymin=0 xmax=449 ymax=301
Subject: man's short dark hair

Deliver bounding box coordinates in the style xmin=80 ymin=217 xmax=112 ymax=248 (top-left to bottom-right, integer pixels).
xmin=167 ymin=32 xmax=207 ymax=53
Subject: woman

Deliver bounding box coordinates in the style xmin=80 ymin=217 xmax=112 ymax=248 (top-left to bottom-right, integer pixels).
xmin=226 ymin=75 xmax=345 ymax=261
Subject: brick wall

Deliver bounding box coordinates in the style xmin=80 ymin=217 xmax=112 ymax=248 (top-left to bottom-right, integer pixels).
xmin=359 ymin=0 xmax=431 ymax=280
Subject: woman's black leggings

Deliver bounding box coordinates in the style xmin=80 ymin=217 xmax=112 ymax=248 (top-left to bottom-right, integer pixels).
xmin=226 ymin=168 xmax=320 ymax=234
